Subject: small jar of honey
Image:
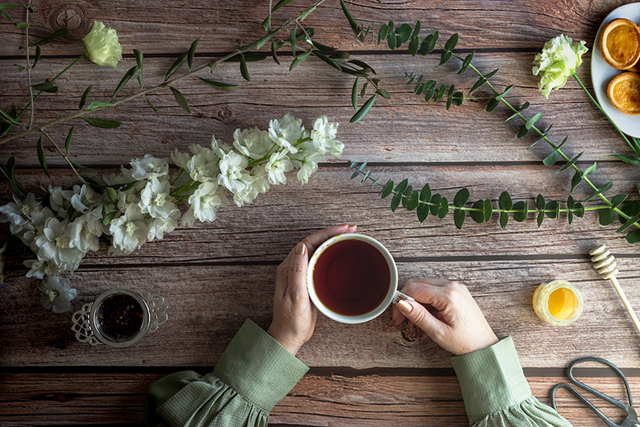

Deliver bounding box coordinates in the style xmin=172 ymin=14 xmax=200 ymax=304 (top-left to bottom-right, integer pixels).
xmin=533 ymin=280 xmax=584 ymax=326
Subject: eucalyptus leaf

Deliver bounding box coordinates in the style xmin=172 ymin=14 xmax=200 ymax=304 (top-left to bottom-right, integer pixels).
xmin=500 ymin=212 xmax=508 ymax=228
xmin=145 ymin=96 xmax=159 ymax=113
xmin=458 ymin=51 xmax=474 ymax=74
xmin=187 ymin=37 xmax=200 ymax=70
xmin=36 ymin=136 xmax=50 ymax=178
xmin=32 ymin=81 xmax=57 ymax=93
xmin=351 ymin=77 xmax=359 ymax=110
xmin=454 ymin=209 xmax=465 ymax=229
xmin=381 ymin=180 xmax=394 ymax=199
xmin=513 ymin=201 xmax=528 ymax=222
xmin=87 ymin=101 xmax=116 ymax=112
xmin=240 ymin=54 xmax=250 ymax=81
xmin=65 ymin=126 xmax=74 ymax=155
xmin=79 ymin=86 xmax=92 ymax=110
xmin=33 ymin=44 xmax=41 ymax=67
xmin=198 ymin=77 xmax=241 ymax=91
xmin=420 ymin=183 xmax=431 ymax=202
xmin=390 ymin=191 xmax=402 ymax=212
xmin=350 ymin=93 xmax=377 ymax=123
xmin=626 ymin=230 xmax=640 ymax=244
xmin=35 ymin=27 xmax=69 ymax=46
xmin=82 ymin=117 xmax=122 ymax=128
xmin=444 ymin=33 xmax=458 ymax=51
xmin=470 ymin=200 xmax=484 ymax=223
xmin=417 ymin=203 xmax=429 ymax=222
xmin=430 ymin=194 xmax=442 ymax=216
xmin=164 ymin=52 xmax=187 ymax=81
xmin=453 ymin=188 xmax=469 ymax=207
xmin=498 ymin=191 xmax=512 ymax=210
xmin=599 ymin=209 xmax=616 ymax=226
xmin=339 ymin=0 xmax=364 ymax=42
xmin=170 ymin=87 xmax=191 ymax=113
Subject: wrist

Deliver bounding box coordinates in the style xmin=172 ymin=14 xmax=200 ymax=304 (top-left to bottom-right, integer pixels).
xmin=267 ymin=325 xmax=303 ymax=356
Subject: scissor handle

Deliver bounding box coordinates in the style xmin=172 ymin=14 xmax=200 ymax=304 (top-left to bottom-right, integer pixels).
xmin=551 ymin=383 xmax=619 ymax=427
xmin=567 ymin=357 xmax=634 ymax=409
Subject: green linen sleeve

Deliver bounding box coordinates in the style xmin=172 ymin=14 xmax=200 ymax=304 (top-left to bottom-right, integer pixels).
xmin=146 ymin=318 xmax=309 ymax=427
xmin=451 ymin=337 xmax=573 ymax=427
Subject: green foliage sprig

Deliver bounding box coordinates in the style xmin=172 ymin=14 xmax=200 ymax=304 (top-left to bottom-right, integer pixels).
xmin=333 ymin=1 xmax=640 ymax=243
xmin=348 ymin=161 xmax=640 ymax=234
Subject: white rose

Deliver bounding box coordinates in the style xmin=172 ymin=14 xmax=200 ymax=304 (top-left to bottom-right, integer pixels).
xmin=82 ymin=21 xmax=122 ymax=69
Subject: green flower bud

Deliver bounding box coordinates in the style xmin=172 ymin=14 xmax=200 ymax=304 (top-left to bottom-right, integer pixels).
xmin=532 ymin=34 xmax=588 ymax=99
xmin=82 ymin=21 xmax=122 ymax=69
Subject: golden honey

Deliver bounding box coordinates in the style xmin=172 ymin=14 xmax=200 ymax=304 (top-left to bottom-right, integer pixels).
xmin=533 ymin=280 xmax=584 ymax=326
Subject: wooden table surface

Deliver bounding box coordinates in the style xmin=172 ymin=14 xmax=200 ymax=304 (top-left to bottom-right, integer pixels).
xmin=1 ymin=0 xmax=640 ymax=425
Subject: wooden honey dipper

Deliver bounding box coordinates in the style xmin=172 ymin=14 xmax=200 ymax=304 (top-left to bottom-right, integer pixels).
xmin=589 ymin=244 xmax=640 ymax=336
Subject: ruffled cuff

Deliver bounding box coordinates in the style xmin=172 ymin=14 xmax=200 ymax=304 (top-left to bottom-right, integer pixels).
xmin=451 ymin=337 xmax=532 ymax=423
xmin=213 ymin=318 xmax=309 ymax=412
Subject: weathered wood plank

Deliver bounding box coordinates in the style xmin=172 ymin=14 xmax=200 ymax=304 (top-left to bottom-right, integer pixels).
xmin=1 ymin=261 xmax=639 ymax=368
xmin=0 ymin=0 xmax=633 ymax=55
xmin=0 ymin=53 xmax=630 ymax=165
xmin=0 ymin=373 xmax=637 ymax=426
xmin=1 ymin=163 xmax=638 ymax=265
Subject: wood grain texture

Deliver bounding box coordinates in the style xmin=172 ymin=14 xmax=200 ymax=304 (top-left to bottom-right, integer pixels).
xmin=1 ymin=373 xmax=638 ymax=426
xmin=2 ymin=1 xmax=640 ymax=425
xmin=0 ymin=53 xmax=631 ymax=165
xmin=2 ymin=163 xmax=639 ymax=263
xmin=1 ymin=260 xmax=639 ymax=368
xmin=0 ymin=0 xmax=636 ymax=55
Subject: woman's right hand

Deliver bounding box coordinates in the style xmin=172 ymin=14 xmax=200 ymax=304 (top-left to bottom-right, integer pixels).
xmin=392 ymin=278 xmax=499 ymax=356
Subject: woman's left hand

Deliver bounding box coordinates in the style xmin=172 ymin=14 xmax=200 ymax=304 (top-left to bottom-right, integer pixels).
xmin=268 ymin=224 xmax=357 ymax=355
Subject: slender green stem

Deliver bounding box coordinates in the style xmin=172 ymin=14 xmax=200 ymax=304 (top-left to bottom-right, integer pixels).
xmin=0 ymin=3 xmax=319 ymax=147
xmin=14 ymin=54 xmax=86 ymax=125
xmin=355 ymin=168 xmax=608 ymax=216
xmin=572 ymin=74 xmax=636 ymax=155
xmin=39 ymin=128 xmax=89 ymax=185
xmin=439 ymin=48 xmax=640 ymax=231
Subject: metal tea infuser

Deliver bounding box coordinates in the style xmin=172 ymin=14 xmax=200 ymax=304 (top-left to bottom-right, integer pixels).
xmin=551 ymin=356 xmax=638 ymax=427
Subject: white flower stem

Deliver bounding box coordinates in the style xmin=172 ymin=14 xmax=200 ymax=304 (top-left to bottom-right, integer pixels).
xmin=39 ymin=128 xmax=90 ymax=186
xmin=24 ymin=0 xmax=34 ymax=129
xmin=572 ymin=74 xmax=637 ymax=155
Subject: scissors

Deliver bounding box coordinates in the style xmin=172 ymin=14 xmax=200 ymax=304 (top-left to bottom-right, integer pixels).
xmin=551 ymin=356 xmax=639 ymax=427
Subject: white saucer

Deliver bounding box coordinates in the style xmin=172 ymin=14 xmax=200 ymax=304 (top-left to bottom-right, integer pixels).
xmin=591 ymin=2 xmax=640 ymax=138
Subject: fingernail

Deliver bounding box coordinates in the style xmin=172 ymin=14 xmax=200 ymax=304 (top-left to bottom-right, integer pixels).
xmin=397 ymin=300 xmax=413 ymax=313
xmin=295 ymin=242 xmax=306 ymax=255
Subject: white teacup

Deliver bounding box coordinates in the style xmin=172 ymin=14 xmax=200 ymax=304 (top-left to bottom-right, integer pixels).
xmin=307 ymin=233 xmax=413 ymax=324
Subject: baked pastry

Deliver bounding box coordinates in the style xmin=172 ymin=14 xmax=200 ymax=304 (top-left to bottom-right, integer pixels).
xmin=607 ymin=71 xmax=640 ymax=115
xmin=599 ymin=18 xmax=640 ymax=70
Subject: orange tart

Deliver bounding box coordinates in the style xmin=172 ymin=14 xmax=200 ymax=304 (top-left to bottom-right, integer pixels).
xmin=599 ymin=18 xmax=640 ymax=70
xmin=607 ymin=72 xmax=640 ymax=115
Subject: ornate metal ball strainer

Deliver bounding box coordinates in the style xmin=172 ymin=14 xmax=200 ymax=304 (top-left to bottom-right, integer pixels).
xmin=71 ymin=288 xmax=168 ymax=348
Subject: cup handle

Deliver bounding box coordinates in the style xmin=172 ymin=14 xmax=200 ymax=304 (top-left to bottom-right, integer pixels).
xmin=392 ymin=291 xmax=415 ymax=305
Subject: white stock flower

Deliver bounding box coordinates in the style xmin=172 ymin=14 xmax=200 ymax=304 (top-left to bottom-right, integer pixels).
xmin=265 ymin=150 xmax=293 ymax=185
xmin=186 ymin=146 xmax=220 ymax=183
xmin=109 ymin=204 xmax=150 ymax=255
xmin=70 ymin=184 xmax=100 ymax=214
xmin=171 ymin=149 xmax=191 ymax=170
xmin=217 ymin=150 xmax=251 ymax=194
xmin=82 ymin=21 xmax=122 ymax=69
xmin=25 ymin=259 xmax=55 ymax=280
xmin=129 ymin=154 xmax=169 ymax=180
xmin=68 ymin=208 xmax=104 ymax=253
xmin=250 ymin=166 xmax=270 ymax=194
xmin=268 ymin=114 xmax=304 ymax=154
xmin=0 ymin=193 xmax=38 ymax=237
xmin=233 ymin=127 xmax=272 ymax=159
xmin=148 ymin=211 xmax=180 ymax=241
xmin=184 ymin=182 xmax=227 ymax=225
xmin=311 ymin=116 xmax=344 ymax=157
xmin=35 ymin=217 xmax=85 ymax=273
xmin=532 ymin=34 xmax=588 ymax=99
xmin=38 ymin=274 xmax=78 ymax=313
xmin=49 ymin=186 xmax=74 ymax=217
xmin=139 ymin=178 xmax=179 ymax=219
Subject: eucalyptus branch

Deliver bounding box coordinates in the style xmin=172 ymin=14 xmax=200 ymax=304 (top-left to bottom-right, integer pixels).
xmin=349 ymin=161 xmax=614 ymax=230
xmin=39 ymin=128 xmax=89 ymax=186
xmin=0 ymin=2 xmax=326 ymax=147
xmin=571 ymin=74 xmax=637 ymax=157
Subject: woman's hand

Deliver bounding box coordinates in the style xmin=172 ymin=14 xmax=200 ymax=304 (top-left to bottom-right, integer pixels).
xmin=393 ymin=278 xmax=498 ymax=355
xmin=268 ymin=224 xmax=357 ymax=355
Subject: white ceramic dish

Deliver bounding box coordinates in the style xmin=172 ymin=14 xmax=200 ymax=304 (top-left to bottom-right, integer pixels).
xmin=591 ymin=2 xmax=640 ymax=137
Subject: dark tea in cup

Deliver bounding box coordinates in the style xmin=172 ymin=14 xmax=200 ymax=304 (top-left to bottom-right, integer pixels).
xmin=312 ymin=239 xmax=391 ymax=316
